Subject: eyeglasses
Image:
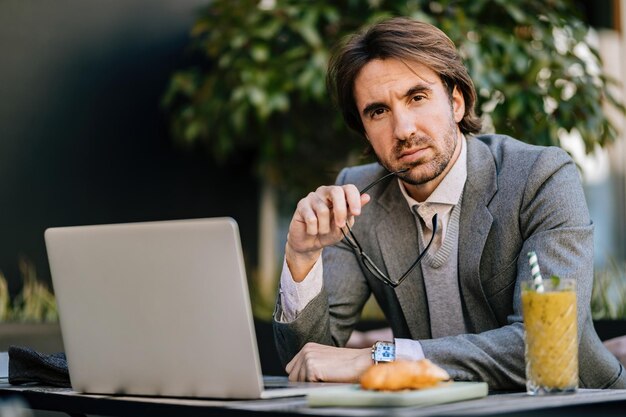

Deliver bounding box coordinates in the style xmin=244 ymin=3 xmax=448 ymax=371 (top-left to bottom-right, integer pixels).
xmin=341 ymin=170 xmax=438 ymax=288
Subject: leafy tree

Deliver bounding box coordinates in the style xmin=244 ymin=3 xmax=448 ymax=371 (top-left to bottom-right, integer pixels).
xmin=162 ymin=0 xmax=624 ymax=201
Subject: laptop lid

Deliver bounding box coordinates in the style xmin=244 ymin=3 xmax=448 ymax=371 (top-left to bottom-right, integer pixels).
xmin=45 ymin=217 xmax=289 ymax=399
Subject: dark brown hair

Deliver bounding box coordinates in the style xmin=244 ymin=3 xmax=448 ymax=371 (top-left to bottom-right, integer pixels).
xmin=327 ymin=17 xmax=482 ymax=136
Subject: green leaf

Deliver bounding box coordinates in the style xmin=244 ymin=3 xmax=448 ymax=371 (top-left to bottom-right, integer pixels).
xmin=550 ymin=275 xmax=561 ymax=289
xmin=251 ymin=44 xmax=269 ymax=63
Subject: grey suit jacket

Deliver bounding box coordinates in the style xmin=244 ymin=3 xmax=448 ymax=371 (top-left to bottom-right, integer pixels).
xmin=273 ymin=134 xmax=626 ymax=390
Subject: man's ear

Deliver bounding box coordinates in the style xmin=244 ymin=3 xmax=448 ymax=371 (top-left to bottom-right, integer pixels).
xmin=452 ymin=86 xmax=465 ymax=124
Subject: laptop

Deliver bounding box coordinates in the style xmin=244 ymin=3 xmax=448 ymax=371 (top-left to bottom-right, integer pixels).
xmin=45 ymin=217 xmax=341 ymax=399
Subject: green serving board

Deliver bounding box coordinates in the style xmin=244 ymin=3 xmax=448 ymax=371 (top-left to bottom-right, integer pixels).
xmin=307 ymin=381 xmax=488 ymax=407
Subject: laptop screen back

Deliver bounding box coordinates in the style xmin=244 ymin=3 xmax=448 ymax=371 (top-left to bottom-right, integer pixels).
xmin=45 ymin=218 xmax=266 ymax=398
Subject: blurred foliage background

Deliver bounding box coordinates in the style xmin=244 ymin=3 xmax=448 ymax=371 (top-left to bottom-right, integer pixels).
xmin=162 ymin=0 xmax=624 ymax=204
xmin=592 ymin=260 xmax=626 ymax=320
xmin=0 ymin=258 xmax=58 ymax=323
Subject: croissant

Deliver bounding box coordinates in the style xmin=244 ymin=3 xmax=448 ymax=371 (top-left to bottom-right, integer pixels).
xmin=360 ymin=359 xmax=450 ymax=391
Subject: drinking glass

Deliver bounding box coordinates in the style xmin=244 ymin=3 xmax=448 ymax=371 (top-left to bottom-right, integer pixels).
xmin=521 ymin=278 xmax=578 ymax=395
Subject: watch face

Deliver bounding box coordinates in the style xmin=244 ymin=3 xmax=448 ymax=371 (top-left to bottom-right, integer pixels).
xmin=373 ymin=342 xmax=395 ymax=362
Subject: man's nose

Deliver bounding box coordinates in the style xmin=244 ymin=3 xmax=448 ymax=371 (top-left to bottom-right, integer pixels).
xmin=392 ymin=109 xmax=417 ymax=141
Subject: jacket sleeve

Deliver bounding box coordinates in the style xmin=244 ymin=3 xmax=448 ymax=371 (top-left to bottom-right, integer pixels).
xmin=272 ymin=168 xmax=372 ymax=368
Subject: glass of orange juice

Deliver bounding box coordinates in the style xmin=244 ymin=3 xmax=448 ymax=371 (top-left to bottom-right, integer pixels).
xmin=521 ymin=277 xmax=578 ymax=395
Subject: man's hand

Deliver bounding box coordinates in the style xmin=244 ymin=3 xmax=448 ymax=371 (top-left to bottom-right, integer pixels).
xmin=286 ymin=185 xmax=370 ymax=281
xmin=285 ymin=342 xmax=372 ymax=383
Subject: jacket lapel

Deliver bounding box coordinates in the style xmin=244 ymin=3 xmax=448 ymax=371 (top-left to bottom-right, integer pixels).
xmin=459 ymin=138 xmax=498 ymax=332
xmin=376 ymin=180 xmax=431 ymax=339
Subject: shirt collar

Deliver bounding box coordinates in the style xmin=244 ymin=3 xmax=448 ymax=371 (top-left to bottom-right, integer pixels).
xmin=398 ymin=135 xmax=467 ymax=207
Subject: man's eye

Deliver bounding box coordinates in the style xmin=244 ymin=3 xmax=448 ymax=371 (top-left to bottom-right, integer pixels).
xmin=412 ymin=95 xmax=425 ymax=102
xmin=371 ymin=108 xmax=385 ymax=118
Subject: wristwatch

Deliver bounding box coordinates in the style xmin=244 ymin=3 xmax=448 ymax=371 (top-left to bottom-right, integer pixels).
xmin=371 ymin=340 xmax=395 ymax=363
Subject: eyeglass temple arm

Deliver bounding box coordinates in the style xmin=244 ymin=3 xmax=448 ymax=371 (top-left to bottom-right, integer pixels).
xmin=359 ymin=168 xmax=408 ymax=194
xmin=340 ymin=224 xmax=364 ymax=253
xmin=342 ymin=169 xmax=405 ymax=249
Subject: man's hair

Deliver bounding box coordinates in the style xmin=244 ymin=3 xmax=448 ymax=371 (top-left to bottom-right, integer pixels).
xmin=327 ymin=17 xmax=482 ymax=136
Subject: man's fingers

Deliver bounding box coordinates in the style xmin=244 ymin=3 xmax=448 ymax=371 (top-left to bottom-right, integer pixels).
xmin=285 ymin=354 xmax=295 ymax=375
xmin=297 ymin=360 xmax=309 ymax=382
xmin=327 ymin=187 xmax=349 ymax=228
xmin=297 ymin=197 xmax=319 ymax=236
xmin=289 ymin=185 xmax=369 ymax=256
xmin=360 ymin=193 xmax=371 ymax=207
xmin=342 ymin=185 xmax=363 ymax=217
xmin=310 ymin=191 xmax=332 ymax=234
xmin=286 ymin=343 xmax=320 ymax=382
xmin=345 ymin=192 xmax=370 ymax=228
xmin=327 ymin=184 xmax=365 ymax=229
xmin=286 ymin=352 xmax=302 ymax=381
xmin=298 ymin=186 xmax=368 ymax=233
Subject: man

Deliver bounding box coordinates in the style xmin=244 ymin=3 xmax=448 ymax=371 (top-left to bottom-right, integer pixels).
xmin=272 ymin=17 xmax=626 ymax=390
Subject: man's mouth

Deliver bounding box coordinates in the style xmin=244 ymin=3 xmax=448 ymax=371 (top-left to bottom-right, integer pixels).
xmin=398 ymin=147 xmax=428 ymax=163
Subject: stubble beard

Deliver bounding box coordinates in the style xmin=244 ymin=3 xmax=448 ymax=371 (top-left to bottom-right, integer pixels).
xmin=375 ymin=116 xmax=459 ymax=186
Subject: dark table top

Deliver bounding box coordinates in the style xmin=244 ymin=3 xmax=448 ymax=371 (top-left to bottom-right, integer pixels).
xmin=2 ymin=384 xmax=626 ymax=417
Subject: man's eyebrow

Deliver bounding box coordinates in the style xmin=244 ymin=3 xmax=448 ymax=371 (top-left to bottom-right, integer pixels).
xmin=361 ymin=102 xmax=385 ymax=117
xmin=360 ymin=84 xmax=433 ymax=117
xmin=405 ymin=84 xmax=432 ymax=98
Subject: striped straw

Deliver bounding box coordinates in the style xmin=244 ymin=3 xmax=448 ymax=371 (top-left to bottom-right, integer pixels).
xmin=527 ymin=251 xmax=544 ymax=293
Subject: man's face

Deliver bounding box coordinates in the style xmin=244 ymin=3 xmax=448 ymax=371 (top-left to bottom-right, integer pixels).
xmin=353 ymin=59 xmax=465 ymax=187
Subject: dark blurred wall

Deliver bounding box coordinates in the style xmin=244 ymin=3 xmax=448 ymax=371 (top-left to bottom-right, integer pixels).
xmin=0 ymin=0 xmax=259 ymax=296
